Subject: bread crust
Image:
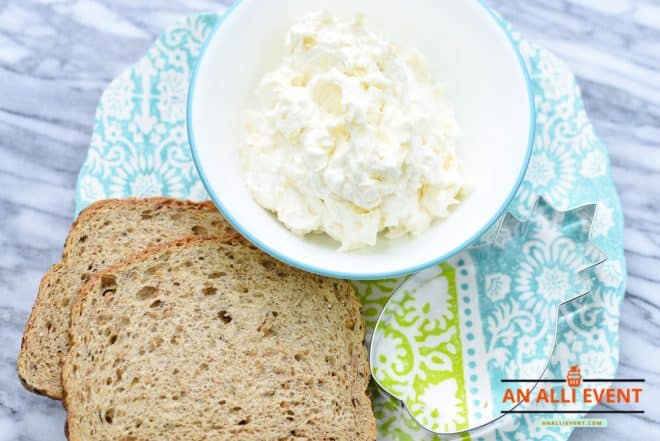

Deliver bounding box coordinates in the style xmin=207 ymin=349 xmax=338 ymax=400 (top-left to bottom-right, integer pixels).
xmin=17 ymin=262 xmax=64 ymax=398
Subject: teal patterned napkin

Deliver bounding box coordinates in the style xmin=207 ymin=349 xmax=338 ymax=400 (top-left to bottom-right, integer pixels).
xmin=75 ymin=12 xmax=626 ymax=441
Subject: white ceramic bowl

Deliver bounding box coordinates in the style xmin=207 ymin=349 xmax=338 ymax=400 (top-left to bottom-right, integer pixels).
xmin=188 ymin=0 xmax=534 ymax=280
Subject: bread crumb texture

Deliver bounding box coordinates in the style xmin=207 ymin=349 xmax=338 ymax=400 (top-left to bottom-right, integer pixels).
xmin=18 ymin=198 xmax=233 ymax=399
xmin=63 ymin=237 xmax=375 ymax=441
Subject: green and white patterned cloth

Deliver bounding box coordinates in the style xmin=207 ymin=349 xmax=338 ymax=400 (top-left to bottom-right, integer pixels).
xmin=75 ymin=12 xmax=626 ymax=441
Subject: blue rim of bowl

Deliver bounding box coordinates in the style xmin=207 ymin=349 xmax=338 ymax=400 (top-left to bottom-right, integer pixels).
xmin=187 ymin=0 xmax=536 ymax=280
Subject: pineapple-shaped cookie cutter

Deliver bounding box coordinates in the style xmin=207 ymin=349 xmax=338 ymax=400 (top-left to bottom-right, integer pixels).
xmin=369 ymin=197 xmax=606 ymax=435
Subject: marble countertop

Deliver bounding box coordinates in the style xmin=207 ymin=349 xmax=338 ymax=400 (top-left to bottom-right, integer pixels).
xmin=1 ymin=1 xmax=658 ymax=440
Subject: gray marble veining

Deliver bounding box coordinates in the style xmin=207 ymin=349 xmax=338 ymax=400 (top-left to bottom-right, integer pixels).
xmin=0 ymin=1 xmax=658 ymax=440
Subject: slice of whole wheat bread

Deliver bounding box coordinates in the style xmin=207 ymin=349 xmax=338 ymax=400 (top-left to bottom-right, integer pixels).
xmin=18 ymin=198 xmax=233 ymax=399
xmin=62 ymin=236 xmax=375 ymax=441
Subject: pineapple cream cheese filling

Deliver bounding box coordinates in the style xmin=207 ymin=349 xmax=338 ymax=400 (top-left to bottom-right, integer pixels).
xmin=242 ymin=11 xmax=469 ymax=251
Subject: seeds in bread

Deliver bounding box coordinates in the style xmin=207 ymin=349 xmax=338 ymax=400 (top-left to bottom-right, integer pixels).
xmin=63 ymin=237 xmax=376 ymax=441
xmin=18 ymin=198 xmax=233 ymax=399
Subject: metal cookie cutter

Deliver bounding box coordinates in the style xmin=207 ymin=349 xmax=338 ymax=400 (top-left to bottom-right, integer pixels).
xmin=369 ymin=197 xmax=606 ymax=435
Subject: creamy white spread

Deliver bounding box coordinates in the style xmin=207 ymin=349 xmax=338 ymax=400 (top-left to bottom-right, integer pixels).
xmin=242 ymin=11 xmax=469 ymax=250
